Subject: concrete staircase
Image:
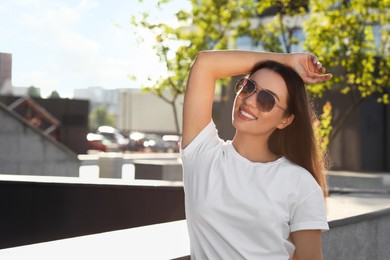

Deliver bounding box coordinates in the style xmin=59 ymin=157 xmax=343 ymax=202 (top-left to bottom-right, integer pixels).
xmin=0 ymin=101 xmax=79 ymax=177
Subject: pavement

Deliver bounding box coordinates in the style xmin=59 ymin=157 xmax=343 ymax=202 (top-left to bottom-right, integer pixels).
xmin=327 ymin=171 xmax=390 ymax=222
xmin=327 ymin=193 xmax=390 ymax=222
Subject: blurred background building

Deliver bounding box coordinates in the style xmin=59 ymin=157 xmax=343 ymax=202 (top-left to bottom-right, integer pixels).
xmin=0 ymin=52 xmax=12 ymax=95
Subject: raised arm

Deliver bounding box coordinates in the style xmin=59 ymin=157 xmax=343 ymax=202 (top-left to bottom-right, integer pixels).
xmin=181 ymin=50 xmax=332 ymax=148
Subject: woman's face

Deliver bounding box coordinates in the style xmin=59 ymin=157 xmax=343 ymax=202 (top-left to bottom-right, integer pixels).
xmin=232 ymin=68 xmax=293 ymax=137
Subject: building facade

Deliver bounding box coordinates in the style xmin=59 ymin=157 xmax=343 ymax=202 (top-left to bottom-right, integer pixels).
xmin=0 ymin=52 xmax=12 ymax=95
xmin=118 ymin=89 xmax=183 ymax=135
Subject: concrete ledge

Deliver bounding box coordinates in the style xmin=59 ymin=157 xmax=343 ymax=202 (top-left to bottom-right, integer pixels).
xmin=1 ymin=172 xmax=390 ymax=259
xmin=328 ymin=171 xmax=390 ymax=190
xmin=1 ymin=204 xmax=390 ymax=260
xmin=0 ymin=220 xmax=190 ymax=260
xmin=330 ymin=206 xmax=390 ymax=228
xmin=79 ymin=153 xmax=183 ymax=181
xmin=133 ymin=159 xmax=183 ymax=181
xmin=79 ymin=152 xmax=181 ymax=166
xmin=0 ymin=175 xmax=185 ymax=249
xmin=323 ymin=208 xmax=390 ymax=260
xmin=324 ymin=192 xmax=390 ymax=260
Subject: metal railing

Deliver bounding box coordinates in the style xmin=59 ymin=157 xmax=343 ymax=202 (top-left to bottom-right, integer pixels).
xmin=7 ymin=96 xmax=60 ymax=140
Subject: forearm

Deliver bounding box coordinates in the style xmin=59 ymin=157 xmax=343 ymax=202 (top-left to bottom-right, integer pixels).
xmin=189 ymin=50 xmax=332 ymax=85
xmin=192 ymin=50 xmax=291 ymax=80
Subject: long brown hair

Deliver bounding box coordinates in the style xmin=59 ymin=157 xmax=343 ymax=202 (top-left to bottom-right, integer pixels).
xmin=249 ymin=61 xmax=328 ymax=197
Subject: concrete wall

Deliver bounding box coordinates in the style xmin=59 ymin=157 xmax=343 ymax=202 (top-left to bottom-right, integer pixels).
xmin=1 ymin=175 xmax=389 ymax=259
xmin=0 ymin=102 xmax=79 ymax=176
xmin=1 ymin=170 xmax=390 ymax=259
xmin=323 ymin=209 xmax=390 ymax=260
xmin=0 ymin=177 xmax=185 ymax=249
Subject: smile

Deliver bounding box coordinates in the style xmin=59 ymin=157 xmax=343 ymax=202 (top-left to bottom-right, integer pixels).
xmin=239 ymin=108 xmax=257 ymax=120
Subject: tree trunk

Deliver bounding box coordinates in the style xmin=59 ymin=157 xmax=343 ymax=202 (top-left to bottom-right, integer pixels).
xmin=171 ymin=98 xmax=180 ymax=135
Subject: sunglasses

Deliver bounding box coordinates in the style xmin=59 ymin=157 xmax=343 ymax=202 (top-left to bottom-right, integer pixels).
xmin=234 ymin=78 xmax=288 ymax=113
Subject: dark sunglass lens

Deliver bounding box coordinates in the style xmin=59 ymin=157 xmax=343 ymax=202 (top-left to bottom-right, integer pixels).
xmin=236 ymin=78 xmax=255 ymax=96
xmin=242 ymin=80 xmax=255 ymax=93
xmin=234 ymin=79 xmax=245 ymax=94
xmin=256 ymin=90 xmax=275 ymax=112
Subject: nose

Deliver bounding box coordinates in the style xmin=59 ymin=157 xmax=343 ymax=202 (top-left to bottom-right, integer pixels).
xmin=243 ymin=90 xmax=258 ymax=108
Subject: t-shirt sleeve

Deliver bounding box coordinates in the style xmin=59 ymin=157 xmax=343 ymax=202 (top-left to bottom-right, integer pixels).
xmin=290 ymin=187 xmax=329 ymax=232
xmin=180 ymin=120 xmax=221 ymax=163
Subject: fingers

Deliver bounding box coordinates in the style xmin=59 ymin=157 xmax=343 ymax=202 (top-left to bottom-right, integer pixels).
xmin=312 ymin=57 xmax=324 ymax=71
xmin=310 ymin=54 xmax=318 ymax=64
xmin=303 ymin=73 xmax=333 ymax=84
xmin=292 ymin=53 xmax=332 ymax=84
xmin=309 ymin=55 xmax=332 ymax=83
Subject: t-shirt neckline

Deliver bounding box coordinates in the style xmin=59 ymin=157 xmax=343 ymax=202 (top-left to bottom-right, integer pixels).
xmin=225 ymin=140 xmax=286 ymax=166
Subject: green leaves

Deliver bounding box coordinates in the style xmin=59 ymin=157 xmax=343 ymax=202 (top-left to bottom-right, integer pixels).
xmin=130 ymin=0 xmax=390 ymax=139
xmin=305 ymin=0 xmax=390 ymax=101
xmin=315 ymin=102 xmax=333 ymax=153
xmin=304 ymin=0 xmax=390 ymax=146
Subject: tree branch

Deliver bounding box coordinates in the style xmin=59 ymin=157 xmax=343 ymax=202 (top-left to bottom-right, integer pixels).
xmin=329 ymin=96 xmax=366 ymax=144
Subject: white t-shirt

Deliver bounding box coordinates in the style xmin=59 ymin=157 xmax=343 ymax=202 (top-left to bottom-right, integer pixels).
xmin=180 ymin=121 xmax=329 ymax=260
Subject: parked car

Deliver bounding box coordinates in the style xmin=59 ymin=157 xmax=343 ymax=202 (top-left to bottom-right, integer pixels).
xmin=96 ymin=126 xmax=129 ymax=152
xmin=142 ymin=134 xmax=172 ymax=153
xmin=86 ymin=133 xmax=106 ymax=152
xmin=162 ymin=135 xmax=180 ymax=153
xmin=128 ymin=132 xmax=179 ymax=153
xmin=128 ymin=132 xmax=146 ymax=152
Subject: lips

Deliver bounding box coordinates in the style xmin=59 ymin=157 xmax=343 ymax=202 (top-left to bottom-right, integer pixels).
xmin=239 ymin=107 xmax=257 ymax=120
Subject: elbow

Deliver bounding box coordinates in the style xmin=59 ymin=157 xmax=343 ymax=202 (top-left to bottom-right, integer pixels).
xmin=190 ymin=50 xmax=217 ymax=78
xmin=193 ymin=50 xmax=213 ymax=67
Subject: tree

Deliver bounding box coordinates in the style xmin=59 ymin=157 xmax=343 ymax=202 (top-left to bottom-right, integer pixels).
xmin=304 ymin=0 xmax=390 ymax=144
xmin=89 ymin=105 xmax=116 ymax=131
xmin=49 ymin=90 xmax=61 ymax=98
xmin=131 ymin=0 xmax=262 ymax=134
xmin=130 ymin=0 xmax=328 ymax=139
xmin=130 ymin=0 xmax=390 ymax=153
xmin=27 ymin=85 xmax=41 ymax=98
xmin=248 ymin=0 xmax=310 ymax=53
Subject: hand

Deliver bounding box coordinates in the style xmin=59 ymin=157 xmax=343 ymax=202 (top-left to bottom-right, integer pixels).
xmin=288 ymin=53 xmax=333 ymax=84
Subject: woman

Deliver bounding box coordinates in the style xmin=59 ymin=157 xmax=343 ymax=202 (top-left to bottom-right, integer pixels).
xmin=180 ymin=50 xmax=333 ymax=259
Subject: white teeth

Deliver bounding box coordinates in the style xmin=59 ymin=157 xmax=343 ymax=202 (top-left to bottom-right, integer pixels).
xmin=240 ymin=109 xmax=256 ymax=120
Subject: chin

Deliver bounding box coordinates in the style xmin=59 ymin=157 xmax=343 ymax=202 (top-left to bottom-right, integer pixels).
xmin=232 ymin=114 xmax=250 ymax=132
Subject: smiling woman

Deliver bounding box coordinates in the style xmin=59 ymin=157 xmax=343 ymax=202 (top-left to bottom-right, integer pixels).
xmin=180 ymin=50 xmax=332 ymax=260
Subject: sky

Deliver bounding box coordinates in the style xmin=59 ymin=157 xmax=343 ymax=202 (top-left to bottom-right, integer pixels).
xmin=0 ymin=0 xmax=190 ymax=98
